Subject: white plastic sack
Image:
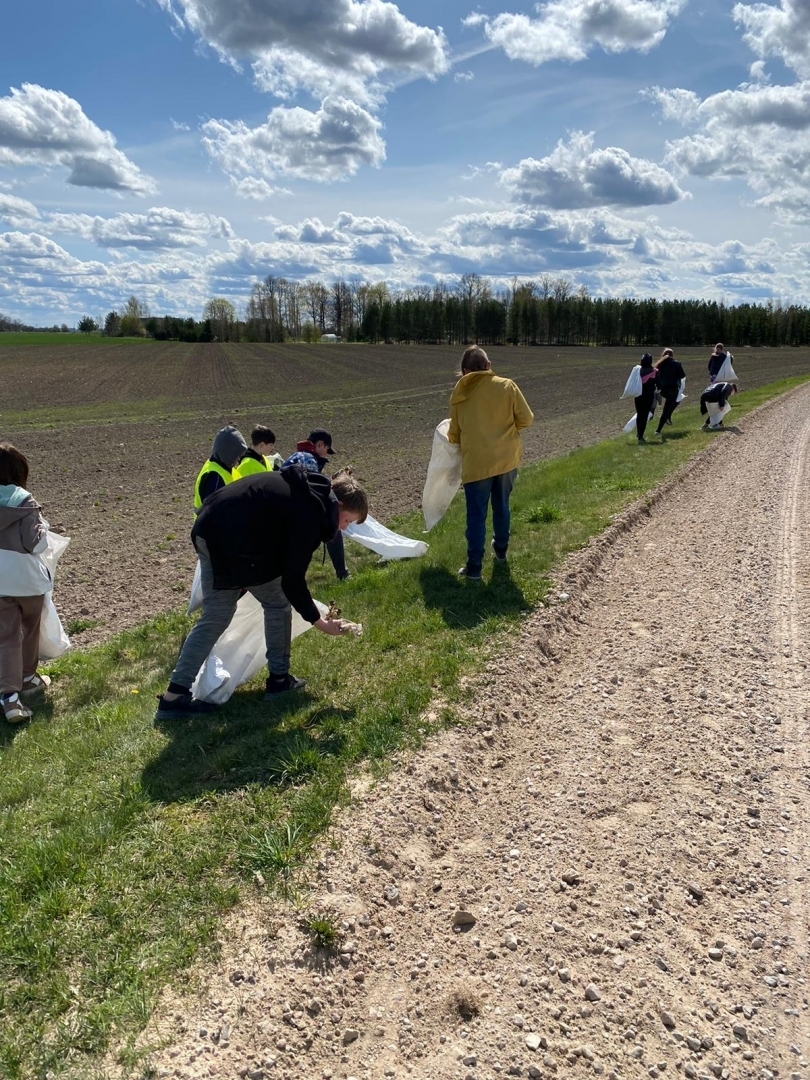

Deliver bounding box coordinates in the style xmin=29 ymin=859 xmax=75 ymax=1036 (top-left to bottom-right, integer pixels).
xmin=39 ymin=532 xmax=71 ymax=660
xmin=676 ymin=377 xmax=687 ymax=403
xmin=716 ymin=354 xmax=738 ymax=383
xmin=621 ymin=365 xmax=643 ymax=400
xmin=192 ymin=594 xmax=329 ymax=704
xmin=706 ymin=400 xmax=732 ymax=429
xmin=422 ymin=419 xmax=462 ymax=532
xmin=187 ymin=559 xmax=202 ymax=614
xmin=623 ymin=411 xmax=654 ymax=433
xmin=345 ymin=513 xmax=428 ymax=560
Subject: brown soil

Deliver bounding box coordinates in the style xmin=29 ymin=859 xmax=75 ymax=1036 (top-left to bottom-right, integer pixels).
xmin=123 ymin=384 xmax=810 ymax=1080
xmin=3 ymin=343 xmax=808 ymax=646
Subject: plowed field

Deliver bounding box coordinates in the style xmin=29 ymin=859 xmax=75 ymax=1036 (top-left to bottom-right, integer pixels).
xmin=2 ymin=342 xmax=809 ymax=641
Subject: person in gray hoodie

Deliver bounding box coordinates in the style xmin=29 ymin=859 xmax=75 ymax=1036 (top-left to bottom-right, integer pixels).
xmin=193 ymin=425 xmax=247 ymax=514
xmin=0 ymin=443 xmax=52 ymax=723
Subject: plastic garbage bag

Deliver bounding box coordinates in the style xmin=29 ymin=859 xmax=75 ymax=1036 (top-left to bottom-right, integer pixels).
xmin=345 ymin=513 xmax=428 ymax=560
xmin=187 ymin=559 xmax=202 ymax=614
xmin=39 ymin=532 xmax=71 ymax=660
xmin=192 ymin=594 xmax=329 ymax=704
xmin=422 ymin=419 xmax=462 ymax=532
xmin=676 ymin=377 xmax=687 ymax=403
xmin=716 ymin=354 xmax=738 ymax=383
xmin=706 ymin=400 xmax=732 ymax=429
xmin=621 ymin=366 xmax=643 ymax=399
xmin=623 ymin=411 xmax=654 ymax=433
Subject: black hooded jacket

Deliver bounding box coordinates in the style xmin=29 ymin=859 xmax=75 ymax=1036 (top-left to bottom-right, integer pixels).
xmin=191 ymin=463 xmax=338 ymax=622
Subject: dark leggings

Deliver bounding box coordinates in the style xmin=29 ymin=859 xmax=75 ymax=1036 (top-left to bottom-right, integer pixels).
xmin=634 ymin=389 xmax=656 ymax=439
xmin=656 ymin=386 xmax=680 ymax=432
xmin=326 ymin=532 xmax=348 ymax=579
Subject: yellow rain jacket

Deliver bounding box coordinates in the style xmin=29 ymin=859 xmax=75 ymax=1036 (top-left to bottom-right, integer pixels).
xmin=448 ymin=370 xmax=534 ymax=484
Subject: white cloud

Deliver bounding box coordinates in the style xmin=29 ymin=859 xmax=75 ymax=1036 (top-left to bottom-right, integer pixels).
xmin=454 ymin=70 xmax=475 ymax=82
xmin=500 ymin=131 xmax=686 ymax=209
xmin=202 ymin=97 xmax=385 ymax=183
xmin=469 ymin=0 xmax=684 ymax=66
xmin=45 ymin=207 xmax=234 ymax=250
xmin=230 ymin=177 xmax=292 ymax=201
xmin=157 ymin=0 xmax=448 ymax=103
xmin=0 ymin=84 xmax=156 ymax=195
xmin=0 ymin=192 xmax=40 ymax=227
xmin=733 ymin=0 xmax=810 ymax=78
xmin=171 ymin=118 xmax=191 ymax=131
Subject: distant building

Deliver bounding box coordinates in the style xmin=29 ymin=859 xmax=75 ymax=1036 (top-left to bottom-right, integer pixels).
xmin=320 ymin=333 xmax=341 ymax=343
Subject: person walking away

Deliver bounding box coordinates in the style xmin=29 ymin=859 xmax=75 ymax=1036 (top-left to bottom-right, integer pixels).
xmin=635 ymin=353 xmax=657 ymax=444
xmin=283 ymin=429 xmax=351 ymax=581
xmin=700 ymin=382 xmax=738 ymax=429
xmin=654 ymin=348 xmax=686 ymax=437
xmin=448 ymin=345 xmax=534 ymax=580
xmin=0 ymin=443 xmax=53 ymax=724
xmin=193 ymin=425 xmax=247 ymax=514
xmin=234 ymin=425 xmax=281 ymax=479
xmin=708 ymin=343 xmax=728 ymax=385
xmin=156 ymin=464 xmax=369 ymax=718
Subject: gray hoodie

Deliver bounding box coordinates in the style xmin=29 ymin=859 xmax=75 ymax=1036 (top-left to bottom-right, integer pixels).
xmin=210 ymin=426 xmax=247 ymax=469
xmin=0 ymin=485 xmax=51 ymax=596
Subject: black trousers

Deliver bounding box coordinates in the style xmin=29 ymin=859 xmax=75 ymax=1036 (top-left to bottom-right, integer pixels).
xmin=326 ymin=532 xmax=348 ymax=579
xmin=634 ymin=389 xmax=656 ymax=439
xmin=656 ymin=386 xmax=680 ymax=431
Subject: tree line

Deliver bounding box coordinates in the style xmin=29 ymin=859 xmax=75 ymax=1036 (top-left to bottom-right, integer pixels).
xmin=6 ymin=272 xmax=810 ymax=346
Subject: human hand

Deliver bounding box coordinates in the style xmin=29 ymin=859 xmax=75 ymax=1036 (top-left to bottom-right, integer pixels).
xmin=315 ymin=617 xmax=345 ymax=636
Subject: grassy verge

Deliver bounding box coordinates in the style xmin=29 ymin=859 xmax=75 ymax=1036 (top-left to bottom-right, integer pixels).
xmin=0 ymin=376 xmax=805 ymax=1078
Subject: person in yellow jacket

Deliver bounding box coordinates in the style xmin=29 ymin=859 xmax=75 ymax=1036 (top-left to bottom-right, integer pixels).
xmin=234 ymin=425 xmax=283 ymax=480
xmin=193 ymin=425 xmax=247 ymax=514
xmin=447 ymin=345 xmax=534 ymax=579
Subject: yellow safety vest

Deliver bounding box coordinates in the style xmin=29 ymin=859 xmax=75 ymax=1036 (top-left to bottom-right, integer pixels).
xmin=193 ymin=460 xmax=234 ymax=512
xmin=233 ymin=453 xmax=269 ymax=481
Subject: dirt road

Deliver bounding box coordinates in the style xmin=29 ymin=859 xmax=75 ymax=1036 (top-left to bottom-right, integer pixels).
xmin=142 ymin=387 xmax=810 ymax=1080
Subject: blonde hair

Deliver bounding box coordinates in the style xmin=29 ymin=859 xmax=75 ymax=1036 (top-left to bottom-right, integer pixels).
xmin=331 ymin=469 xmax=368 ymax=523
xmin=656 ymin=347 xmax=674 ymax=369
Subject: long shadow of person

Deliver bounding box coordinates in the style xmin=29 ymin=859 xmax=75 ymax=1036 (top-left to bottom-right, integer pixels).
xmin=418 ymin=562 xmax=527 ymax=630
xmin=143 ymin=692 xmax=353 ymax=804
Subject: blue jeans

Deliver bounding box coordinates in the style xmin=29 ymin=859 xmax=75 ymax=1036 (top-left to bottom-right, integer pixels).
xmin=463 ymin=470 xmax=517 ymax=572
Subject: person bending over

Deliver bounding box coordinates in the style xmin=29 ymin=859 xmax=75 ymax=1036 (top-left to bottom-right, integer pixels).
xmin=283 ymin=429 xmax=351 ymax=581
xmin=700 ymin=382 xmax=738 ymax=429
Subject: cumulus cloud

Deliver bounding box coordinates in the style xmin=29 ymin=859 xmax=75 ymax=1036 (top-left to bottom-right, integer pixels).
xmin=0 ymin=84 xmax=156 ymax=194
xmin=202 ymin=97 xmax=385 ymax=183
xmin=45 ymin=207 xmax=234 ymax=250
xmin=157 ymin=0 xmax=448 ymax=103
xmin=467 ymin=0 xmax=684 ymax=66
xmin=658 ymin=80 xmax=810 ymax=221
xmin=733 ymin=0 xmax=810 ymax=78
xmin=499 ymin=132 xmax=685 ymax=209
xmin=230 ymin=177 xmax=292 ymax=201
xmin=0 ymin=192 xmax=40 ymax=227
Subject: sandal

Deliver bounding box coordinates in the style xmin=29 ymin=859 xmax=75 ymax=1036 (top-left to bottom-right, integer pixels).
xmin=2 ymin=694 xmax=33 ymax=724
xmin=21 ymin=672 xmax=51 ymax=696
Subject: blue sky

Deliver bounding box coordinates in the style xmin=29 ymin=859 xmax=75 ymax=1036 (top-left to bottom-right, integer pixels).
xmin=2 ymin=0 xmax=809 ymax=325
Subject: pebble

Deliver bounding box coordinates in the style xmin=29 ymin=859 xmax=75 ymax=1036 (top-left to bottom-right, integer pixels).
xmin=342 ymin=1029 xmax=359 ymax=1045
xmin=708 ymin=948 xmax=724 ymax=961
xmin=526 ymin=1034 xmax=542 ymax=1051
xmin=661 ymin=1011 xmax=676 ymax=1029
xmin=584 ymin=983 xmax=602 ymax=1002
xmin=687 ymin=882 xmax=704 ymax=901
xmin=452 ymin=910 xmax=477 ymax=927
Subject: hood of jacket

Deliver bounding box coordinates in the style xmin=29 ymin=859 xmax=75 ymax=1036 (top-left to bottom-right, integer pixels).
xmin=210 ymin=425 xmax=247 ymax=468
xmin=450 ymin=369 xmax=494 ymax=405
xmin=0 ymin=484 xmax=33 ymax=508
xmin=281 ymin=462 xmax=339 ymax=541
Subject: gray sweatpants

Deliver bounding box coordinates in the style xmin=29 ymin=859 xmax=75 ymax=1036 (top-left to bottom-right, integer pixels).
xmin=171 ymin=538 xmax=293 ymax=692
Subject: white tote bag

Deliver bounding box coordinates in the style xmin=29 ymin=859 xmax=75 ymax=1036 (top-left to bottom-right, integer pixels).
xmin=621 ymin=366 xmax=643 ymax=399
xmin=345 ymin=514 xmax=428 ymax=560
xmin=39 ymin=532 xmax=71 ymax=660
xmin=676 ymin=377 xmax=687 ymax=403
xmin=715 ymin=354 xmax=738 ymax=383
xmin=192 ymin=594 xmax=328 ymax=704
xmin=422 ymin=419 xmax=462 ymax=532
xmin=706 ymin=400 xmax=732 ymax=429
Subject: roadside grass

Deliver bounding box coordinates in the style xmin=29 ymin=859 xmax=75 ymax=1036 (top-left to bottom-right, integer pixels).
xmin=0 ymin=333 xmax=151 ymax=347
xmin=0 ymin=375 xmax=805 ymax=1078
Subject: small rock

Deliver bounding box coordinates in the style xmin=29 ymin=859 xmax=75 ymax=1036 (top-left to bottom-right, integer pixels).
xmin=558 ymin=967 xmax=571 ymax=983
xmin=452 ymin=910 xmax=477 ymax=927
xmin=503 ymin=932 xmax=518 ymax=951
xmin=732 ymin=1024 xmax=748 ymax=1041
xmin=751 ymin=936 xmax=765 ymax=950
xmin=661 ymin=1011 xmax=676 ymax=1029
xmin=687 ymin=882 xmax=704 ymax=901
xmin=342 ymin=1029 xmax=359 ymax=1045
xmin=526 ymin=1034 xmax=542 ymax=1051
xmin=584 ymin=983 xmax=602 ymax=1002
xmin=708 ymin=948 xmax=724 ymax=961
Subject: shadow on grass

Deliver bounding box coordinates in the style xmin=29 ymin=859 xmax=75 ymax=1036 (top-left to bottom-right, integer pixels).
xmin=419 ymin=562 xmax=528 ymax=630
xmin=143 ymin=690 xmax=354 ymax=803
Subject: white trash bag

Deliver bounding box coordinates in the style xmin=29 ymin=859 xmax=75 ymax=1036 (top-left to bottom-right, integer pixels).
xmin=422 ymin=419 xmax=462 ymax=532
xmin=187 ymin=559 xmax=203 ymax=615
xmin=623 ymin=411 xmax=654 ymax=433
xmin=715 ymin=353 xmax=738 ymax=383
xmin=39 ymin=532 xmax=71 ymax=660
xmin=676 ymin=376 xmax=687 ymax=403
xmin=345 ymin=514 xmax=428 ymax=560
xmin=706 ymin=400 xmax=732 ymax=429
xmin=621 ymin=366 xmax=643 ymax=399
xmin=192 ymin=594 xmax=329 ymax=704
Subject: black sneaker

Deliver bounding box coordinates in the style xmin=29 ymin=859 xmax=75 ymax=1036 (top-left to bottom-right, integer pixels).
xmin=458 ymin=565 xmax=482 ymax=580
xmin=263 ymin=674 xmax=307 ymax=699
xmin=490 ymin=540 xmax=507 ymax=562
xmin=154 ymin=693 xmax=217 ymax=720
